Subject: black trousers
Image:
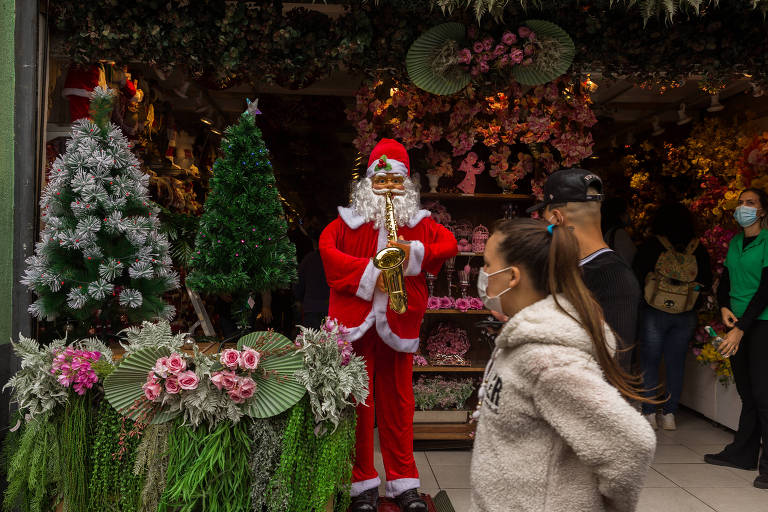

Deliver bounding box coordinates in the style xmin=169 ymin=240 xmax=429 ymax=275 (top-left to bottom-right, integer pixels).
xmin=723 ymin=319 xmax=768 ymax=474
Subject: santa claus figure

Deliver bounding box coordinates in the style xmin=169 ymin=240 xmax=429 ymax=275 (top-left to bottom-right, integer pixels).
xmin=62 ymin=64 xmax=103 ymax=122
xmin=320 ymin=139 xmax=457 ymax=511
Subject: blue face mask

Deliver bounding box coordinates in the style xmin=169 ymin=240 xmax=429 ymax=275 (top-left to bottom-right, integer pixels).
xmin=734 ymin=206 xmax=759 ymax=228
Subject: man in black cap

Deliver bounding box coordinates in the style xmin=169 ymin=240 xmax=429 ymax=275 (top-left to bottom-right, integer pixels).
xmin=527 ymin=168 xmax=640 ymax=372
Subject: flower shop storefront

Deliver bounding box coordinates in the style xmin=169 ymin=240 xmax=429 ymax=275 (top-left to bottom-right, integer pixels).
xmin=6 ymin=1 xmax=768 ymax=511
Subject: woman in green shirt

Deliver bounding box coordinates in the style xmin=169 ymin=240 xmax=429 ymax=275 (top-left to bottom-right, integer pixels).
xmin=705 ymin=188 xmax=768 ymax=490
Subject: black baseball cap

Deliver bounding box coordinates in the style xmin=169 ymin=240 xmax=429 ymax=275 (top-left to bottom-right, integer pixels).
xmin=526 ymin=168 xmax=604 ymax=213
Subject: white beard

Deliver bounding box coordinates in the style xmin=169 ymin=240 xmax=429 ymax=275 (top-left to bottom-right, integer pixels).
xmin=350 ymin=177 xmax=421 ymax=229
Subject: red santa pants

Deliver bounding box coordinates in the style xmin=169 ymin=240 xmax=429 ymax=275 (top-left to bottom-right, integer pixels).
xmin=351 ymin=328 xmax=420 ymax=498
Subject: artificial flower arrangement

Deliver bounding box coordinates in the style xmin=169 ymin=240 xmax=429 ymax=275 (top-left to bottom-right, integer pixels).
xmin=427 ymin=296 xmax=484 ymax=312
xmin=413 ymin=376 xmax=477 ymax=411
xmin=425 ymin=322 xmax=471 ymax=366
xmin=2 ymin=320 xmax=368 ymax=512
xmin=348 ymin=78 xmax=595 ymax=196
xmin=691 ymin=314 xmax=733 ymax=385
xmin=458 ymin=26 xmax=536 ymax=77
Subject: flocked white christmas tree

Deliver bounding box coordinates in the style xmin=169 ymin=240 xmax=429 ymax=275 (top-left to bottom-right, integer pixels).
xmin=22 ymin=87 xmax=179 ymax=326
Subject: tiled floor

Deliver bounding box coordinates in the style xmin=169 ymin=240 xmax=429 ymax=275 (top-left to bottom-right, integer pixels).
xmin=371 ymin=409 xmax=766 ymax=511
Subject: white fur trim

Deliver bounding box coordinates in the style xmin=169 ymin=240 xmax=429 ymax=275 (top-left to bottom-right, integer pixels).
xmin=338 ymin=206 xmax=367 ymax=229
xmin=375 ymin=291 xmax=420 ymax=353
xmin=62 ymin=88 xmax=93 ymax=98
xmin=366 ymin=158 xmax=408 ymax=178
xmin=351 ymin=477 xmax=381 ymax=497
xmin=404 ymin=240 xmax=424 ymax=276
xmin=356 ymin=259 xmax=381 ymax=302
xmin=384 ymin=478 xmax=420 ymax=498
xmin=337 ymin=206 xmax=431 ymax=230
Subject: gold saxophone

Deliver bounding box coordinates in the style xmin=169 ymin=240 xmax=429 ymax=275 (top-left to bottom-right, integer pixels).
xmin=373 ymin=191 xmax=408 ymax=314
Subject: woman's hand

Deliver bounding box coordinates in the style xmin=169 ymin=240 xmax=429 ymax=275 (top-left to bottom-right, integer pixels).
xmin=721 ymin=307 xmax=738 ymax=328
xmin=718 ymin=327 xmax=743 ymax=358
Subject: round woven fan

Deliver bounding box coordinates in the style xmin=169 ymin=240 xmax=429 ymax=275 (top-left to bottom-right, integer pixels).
xmin=238 ymin=331 xmax=306 ymax=418
xmin=103 ymin=346 xmax=181 ymax=424
xmin=512 ymin=20 xmax=575 ymax=86
xmin=407 ymin=22 xmax=471 ymax=96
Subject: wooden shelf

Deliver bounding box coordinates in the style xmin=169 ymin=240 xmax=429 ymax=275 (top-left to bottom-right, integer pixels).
xmin=413 ymin=365 xmax=486 ymax=373
xmin=413 ymin=422 xmax=475 ymax=441
xmin=425 ymin=309 xmax=490 ymax=315
xmin=421 ymin=192 xmax=531 ymax=201
xmin=457 ymin=251 xmax=483 ymax=256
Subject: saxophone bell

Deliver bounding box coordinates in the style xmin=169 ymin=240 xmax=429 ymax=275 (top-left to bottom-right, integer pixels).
xmin=373 ymin=190 xmax=408 ymax=314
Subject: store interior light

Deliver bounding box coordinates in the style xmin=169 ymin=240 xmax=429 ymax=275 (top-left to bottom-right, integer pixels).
xmin=210 ymin=128 xmax=222 ymax=135
xmin=200 ymin=116 xmax=214 ymax=126
xmin=390 ymin=87 xmax=399 ymax=97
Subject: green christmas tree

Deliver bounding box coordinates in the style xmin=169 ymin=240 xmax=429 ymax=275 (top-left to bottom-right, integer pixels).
xmin=21 ymin=87 xmax=179 ymax=326
xmin=186 ymin=104 xmax=297 ymax=297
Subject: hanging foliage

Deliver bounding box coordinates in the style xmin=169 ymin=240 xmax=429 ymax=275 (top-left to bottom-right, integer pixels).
xmin=49 ymin=1 xmax=768 ymax=90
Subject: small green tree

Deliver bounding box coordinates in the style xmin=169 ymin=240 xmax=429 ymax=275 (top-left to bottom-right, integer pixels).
xmin=186 ymin=107 xmax=297 ymax=298
xmin=21 ymin=87 xmax=179 ymax=327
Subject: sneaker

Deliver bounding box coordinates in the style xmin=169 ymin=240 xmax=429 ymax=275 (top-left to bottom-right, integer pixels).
xmin=644 ymin=413 xmax=658 ymax=430
xmin=661 ymin=413 xmax=676 ymax=431
xmin=394 ymin=488 xmax=427 ymax=512
xmin=704 ymin=452 xmax=758 ymax=471
xmin=350 ymin=487 xmax=379 ymax=512
xmin=754 ymin=475 xmax=768 ymax=489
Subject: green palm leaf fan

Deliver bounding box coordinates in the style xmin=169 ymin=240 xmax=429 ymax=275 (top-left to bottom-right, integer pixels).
xmin=238 ymin=331 xmax=306 ymax=418
xmin=406 ymin=22 xmax=471 ymax=96
xmin=103 ymin=346 xmax=181 ymax=424
xmin=512 ymin=20 xmax=576 ymax=86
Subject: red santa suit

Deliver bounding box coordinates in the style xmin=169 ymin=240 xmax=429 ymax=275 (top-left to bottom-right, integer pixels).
xmin=62 ymin=65 xmax=102 ymax=122
xmin=319 ymin=139 xmax=457 ymax=499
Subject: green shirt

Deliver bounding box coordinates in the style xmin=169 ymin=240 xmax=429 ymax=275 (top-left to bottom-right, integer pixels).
xmin=724 ymin=229 xmax=768 ymax=320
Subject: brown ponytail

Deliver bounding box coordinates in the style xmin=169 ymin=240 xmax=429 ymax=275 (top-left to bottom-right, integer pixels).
xmin=493 ymin=218 xmax=652 ymax=403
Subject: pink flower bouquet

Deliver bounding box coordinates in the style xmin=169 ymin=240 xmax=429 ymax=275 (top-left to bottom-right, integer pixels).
xmin=51 ymin=347 xmax=101 ymax=395
xmin=143 ymin=352 xmax=200 ymax=402
xmin=210 ymin=346 xmax=263 ymax=403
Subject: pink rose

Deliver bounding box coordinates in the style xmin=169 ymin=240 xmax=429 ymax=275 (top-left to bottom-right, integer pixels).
xmin=427 ymin=296 xmax=440 ymax=310
xmin=146 ymin=371 xmax=158 ymax=384
xmin=228 ymin=385 xmax=245 ymax=404
xmin=524 ymin=45 xmax=534 ymax=56
xmin=482 ymin=37 xmax=493 ymax=51
xmin=153 ymin=357 xmax=169 ymax=378
xmin=493 ymin=44 xmax=506 ymax=58
xmin=177 ymin=370 xmax=199 ymax=390
xmin=518 ymin=26 xmax=531 ymax=38
xmin=501 ymin=32 xmax=517 ymax=45
xmin=238 ymin=377 xmax=256 ymax=400
xmin=143 ymin=382 xmax=162 ymax=401
xmin=218 ymin=371 xmax=237 ymax=391
xmin=240 ymin=348 xmax=261 ymax=371
xmin=458 ymin=48 xmax=472 ymax=64
xmin=211 ymin=371 xmax=227 ymax=390
xmin=509 ymin=49 xmax=524 ymax=64
xmin=472 ymin=41 xmax=484 ymax=54
xmin=220 ymin=349 xmax=241 ymax=369
xmin=166 ymin=353 xmax=187 ymax=374
xmin=479 ymin=62 xmax=490 ymax=73
xmin=165 ymin=376 xmax=181 ymax=394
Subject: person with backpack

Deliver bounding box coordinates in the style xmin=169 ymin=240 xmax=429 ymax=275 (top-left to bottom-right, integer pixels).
xmin=469 ymin=218 xmax=656 ymax=512
xmin=633 ymin=202 xmax=712 ymax=430
xmin=705 ymin=188 xmax=768 ymax=490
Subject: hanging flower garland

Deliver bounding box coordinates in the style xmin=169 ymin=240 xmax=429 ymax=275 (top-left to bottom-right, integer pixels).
xmin=347 ymin=78 xmax=595 ymax=195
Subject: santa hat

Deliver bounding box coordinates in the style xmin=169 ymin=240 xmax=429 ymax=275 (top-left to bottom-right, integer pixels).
xmin=366 ymin=138 xmax=410 ymax=178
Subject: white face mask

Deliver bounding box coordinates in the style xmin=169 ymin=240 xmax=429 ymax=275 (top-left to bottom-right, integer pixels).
xmin=477 ymin=266 xmax=512 ymax=315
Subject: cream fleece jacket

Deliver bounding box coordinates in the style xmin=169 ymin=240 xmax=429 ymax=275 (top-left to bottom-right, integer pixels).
xmin=469 ymin=295 xmax=656 ymax=512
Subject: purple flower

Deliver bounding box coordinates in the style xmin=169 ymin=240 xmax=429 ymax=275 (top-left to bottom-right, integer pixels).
xmin=470 ymin=297 xmax=485 ymax=310
xmin=482 ymin=38 xmax=493 ymax=51
xmin=472 ymin=42 xmax=484 ymax=54
xmin=427 ymin=296 xmax=441 ymax=310
xmin=493 ymin=44 xmax=506 ymax=58
xmin=509 ymin=49 xmax=524 ymax=65
xmin=502 ymin=32 xmax=517 ymax=45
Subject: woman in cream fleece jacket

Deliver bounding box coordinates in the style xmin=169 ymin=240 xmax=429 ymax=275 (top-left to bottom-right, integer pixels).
xmin=470 ymin=218 xmax=656 ymax=512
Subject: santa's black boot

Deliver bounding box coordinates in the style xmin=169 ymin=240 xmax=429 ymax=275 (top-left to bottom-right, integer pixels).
xmin=394 ymin=489 xmax=428 ymax=512
xmin=349 ymin=487 xmax=379 ymax=512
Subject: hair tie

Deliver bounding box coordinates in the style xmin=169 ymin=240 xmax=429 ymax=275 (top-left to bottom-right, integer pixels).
xmin=547 ymin=224 xmax=555 ymax=235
